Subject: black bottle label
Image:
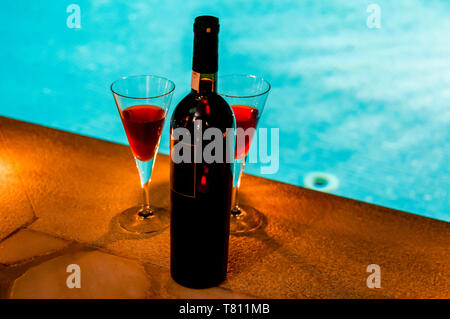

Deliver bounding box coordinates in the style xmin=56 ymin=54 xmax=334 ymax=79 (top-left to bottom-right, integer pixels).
xmin=170 ymin=138 xmax=197 ymax=198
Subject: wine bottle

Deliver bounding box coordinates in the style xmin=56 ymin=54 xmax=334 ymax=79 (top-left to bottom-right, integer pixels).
xmin=170 ymin=16 xmax=235 ymax=288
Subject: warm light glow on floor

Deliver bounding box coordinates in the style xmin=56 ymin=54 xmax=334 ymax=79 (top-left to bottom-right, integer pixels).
xmin=0 ymin=154 xmax=14 ymax=176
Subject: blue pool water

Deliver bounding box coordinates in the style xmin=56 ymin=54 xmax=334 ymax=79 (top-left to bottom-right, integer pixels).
xmin=1 ymin=0 xmax=449 ymax=221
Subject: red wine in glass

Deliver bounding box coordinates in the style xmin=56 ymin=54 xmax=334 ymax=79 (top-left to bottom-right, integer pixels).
xmin=121 ymin=104 xmax=165 ymax=162
xmin=232 ymin=104 xmax=259 ymax=159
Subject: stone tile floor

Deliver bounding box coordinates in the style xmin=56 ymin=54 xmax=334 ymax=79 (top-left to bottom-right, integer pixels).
xmin=0 ymin=117 xmax=448 ymax=299
xmin=0 ymin=227 xmax=250 ymax=299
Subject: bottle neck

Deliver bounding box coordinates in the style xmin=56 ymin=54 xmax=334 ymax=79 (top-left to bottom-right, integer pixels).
xmin=191 ymin=29 xmax=218 ymax=94
xmin=191 ymin=71 xmax=217 ymax=93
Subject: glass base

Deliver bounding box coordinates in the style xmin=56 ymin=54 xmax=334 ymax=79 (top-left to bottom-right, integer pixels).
xmin=230 ymin=205 xmax=264 ymax=234
xmin=118 ymin=205 xmax=169 ymax=234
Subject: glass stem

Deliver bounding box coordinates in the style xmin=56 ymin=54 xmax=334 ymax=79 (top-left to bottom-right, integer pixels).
xmin=232 ymin=158 xmax=246 ymax=216
xmin=139 ymin=181 xmax=153 ymax=218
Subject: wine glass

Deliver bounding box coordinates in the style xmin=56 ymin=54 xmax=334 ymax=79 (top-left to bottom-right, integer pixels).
xmin=111 ymin=75 xmax=175 ymax=234
xmin=218 ymin=74 xmax=271 ymax=234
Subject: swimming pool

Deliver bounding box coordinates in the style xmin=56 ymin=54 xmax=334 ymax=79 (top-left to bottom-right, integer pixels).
xmin=1 ymin=0 xmax=449 ymax=221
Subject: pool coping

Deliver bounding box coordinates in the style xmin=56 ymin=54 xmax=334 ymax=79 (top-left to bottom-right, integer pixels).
xmin=0 ymin=115 xmax=448 ymax=299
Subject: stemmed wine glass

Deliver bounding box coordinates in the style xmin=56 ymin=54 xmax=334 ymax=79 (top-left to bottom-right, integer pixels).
xmin=111 ymin=75 xmax=175 ymax=234
xmin=218 ymin=74 xmax=271 ymax=234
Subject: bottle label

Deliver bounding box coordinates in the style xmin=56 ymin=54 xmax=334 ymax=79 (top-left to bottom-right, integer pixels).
xmin=191 ymin=71 xmax=216 ymax=92
xmin=170 ymin=137 xmax=197 ymax=198
xmin=191 ymin=71 xmax=200 ymax=92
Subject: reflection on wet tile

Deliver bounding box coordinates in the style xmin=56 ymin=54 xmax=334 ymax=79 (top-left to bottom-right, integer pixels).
xmin=10 ymin=250 xmax=151 ymax=299
xmin=0 ymin=229 xmax=69 ymax=265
